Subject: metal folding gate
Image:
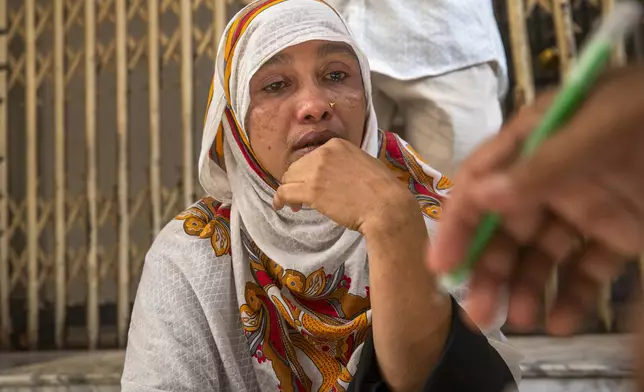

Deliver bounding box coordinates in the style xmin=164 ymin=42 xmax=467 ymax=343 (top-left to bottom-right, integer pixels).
xmin=0 ymin=0 xmax=231 ymax=350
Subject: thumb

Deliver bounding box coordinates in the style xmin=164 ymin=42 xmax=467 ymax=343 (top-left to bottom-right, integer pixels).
xmin=468 ymin=107 xmax=611 ymax=213
xmin=493 ymin=70 xmax=638 ymax=208
xmin=428 ymin=191 xmax=483 ymax=273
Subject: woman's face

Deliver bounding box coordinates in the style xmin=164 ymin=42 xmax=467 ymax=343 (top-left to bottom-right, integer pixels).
xmin=247 ymin=40 xmax=367 ymax=181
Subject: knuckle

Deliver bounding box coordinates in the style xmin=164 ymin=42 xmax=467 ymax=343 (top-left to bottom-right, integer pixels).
xmin=317 ymin=145 xmax=332 ymax=159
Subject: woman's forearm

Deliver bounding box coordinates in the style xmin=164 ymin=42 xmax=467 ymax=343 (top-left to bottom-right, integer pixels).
xmin=362 ymin=197 xmax=452 ymax=392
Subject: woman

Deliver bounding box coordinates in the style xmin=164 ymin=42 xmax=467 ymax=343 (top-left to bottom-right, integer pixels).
xmin=121 ymin=1 xmax=521 ymax=391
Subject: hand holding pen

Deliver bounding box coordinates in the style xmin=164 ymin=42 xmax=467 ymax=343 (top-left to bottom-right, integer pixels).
xmin=428 ymin=2 xmax=644 ymax=335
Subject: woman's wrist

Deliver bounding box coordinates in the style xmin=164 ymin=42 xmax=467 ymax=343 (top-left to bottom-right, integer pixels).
xmin=359 ymin=189 xmax=424 ymax=241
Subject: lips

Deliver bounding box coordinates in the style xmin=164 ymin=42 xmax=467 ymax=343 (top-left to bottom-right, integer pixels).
xmin=293 ymin=130 xmax=340 ymax=151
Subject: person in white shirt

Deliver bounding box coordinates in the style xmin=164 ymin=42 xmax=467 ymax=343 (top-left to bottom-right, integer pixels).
xmin=327 ymin=0 xmax=508 ymax=176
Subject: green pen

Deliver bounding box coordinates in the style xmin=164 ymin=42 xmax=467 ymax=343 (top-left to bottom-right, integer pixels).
xmin=440 ymin=1 xmax=644 ymax=290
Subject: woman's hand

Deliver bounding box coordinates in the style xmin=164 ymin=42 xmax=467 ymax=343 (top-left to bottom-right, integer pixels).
xmin=273 ymin=138 xmax=419 ymax=233
xmin=428 ymin=66 xmax=644 ymax=335
xmin=274 ymin=139 xmax=453 ymax=391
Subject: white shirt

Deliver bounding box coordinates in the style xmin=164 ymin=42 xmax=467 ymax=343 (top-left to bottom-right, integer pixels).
xmin=329 ymin=0 xmax=508 ymax=86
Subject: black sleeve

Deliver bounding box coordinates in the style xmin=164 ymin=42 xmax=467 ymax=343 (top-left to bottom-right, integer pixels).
xmin=348 ymin=296 xmax=516 ymax=392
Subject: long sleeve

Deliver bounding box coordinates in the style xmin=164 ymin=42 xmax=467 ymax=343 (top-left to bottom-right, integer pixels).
xmin=120 ymin=221 xmax=257 ymax=392
xmin=348 ymin=297 xmax=520 ymax=392
xmin=121 ymin=235 xmax=224 ymax=392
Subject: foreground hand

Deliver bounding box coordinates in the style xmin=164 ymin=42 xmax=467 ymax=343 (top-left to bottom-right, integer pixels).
xmin=428 ymin=66 xmax=644 ymax=335
xmin=273 ymin=138 xmax=416 ymax=233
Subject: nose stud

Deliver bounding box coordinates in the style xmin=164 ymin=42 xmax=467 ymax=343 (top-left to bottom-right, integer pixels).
xmin=329 ymin=101 xmax=336 ymax=109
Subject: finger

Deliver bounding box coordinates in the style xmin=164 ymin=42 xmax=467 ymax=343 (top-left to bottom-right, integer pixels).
xmin=281 ymin=147 xmax=325 ymax=184
xmin=547 ymin=243 xmax=625 ymax=336
xmin=533 ymin=214 xmax=583 ymax=262
xmin=499 ymin=206 xmax=545 ymax=245
xmin=273 ymin=183 xmax=310 ymax=211
xmin=462 ymin=276 xmax=503 ymax=332
xmin=462 ymin=231 xmax=519 ymax=328
xmin=475 ymin=82 xmax=636 ymax=212
xmin=428 ymin=190 xmax=482 ymax=273
xmin=281 ymin=140 xmax=345 ymax=184
xmin=476 ymin=171 xmax=644 ymax=257
xmin=501 ymin=214 xmax=579 ymax=331
xmin=432 ymin=184 xmax=544 ymax=274
xmin=506 ymin=247 xmax=558 ymax=331
xmin=281 ymin=159 xmax=311 ymax=185
xmin=549 ymin=180 xmax=643 ymax=256
xmin=456 ymin=174 xmax=546 ymax=244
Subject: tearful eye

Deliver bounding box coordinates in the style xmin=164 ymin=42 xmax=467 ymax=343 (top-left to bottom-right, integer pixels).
xmin=326 ymin=71 xmax=347 ymax=82
xmin=263 ymin=81 xmax=288 ymax=93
